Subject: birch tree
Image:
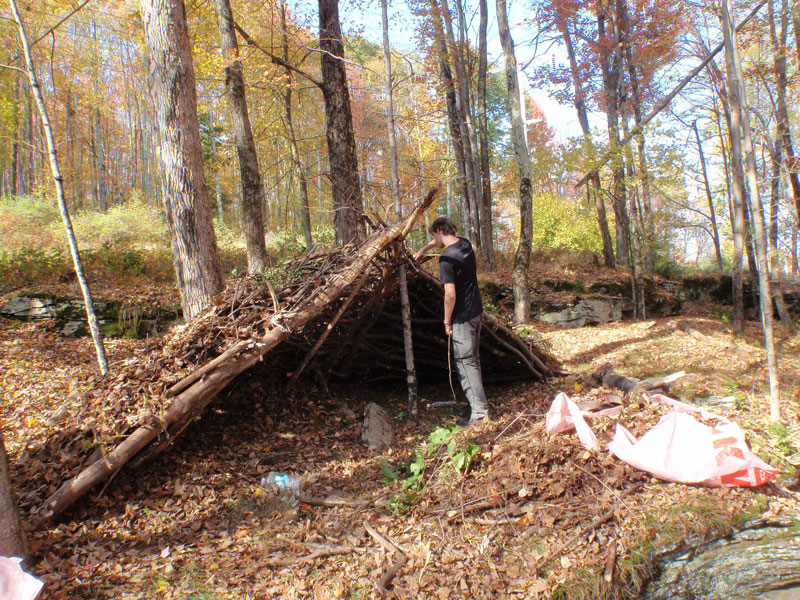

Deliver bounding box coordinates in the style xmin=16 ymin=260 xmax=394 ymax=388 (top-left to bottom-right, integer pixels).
xmin=10 ymin=0 xmax=108 ymax=375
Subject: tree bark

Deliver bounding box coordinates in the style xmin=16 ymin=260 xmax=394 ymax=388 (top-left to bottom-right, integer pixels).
xmin=497 ymin=0 xmax=532 ymax=325
xmin=598 ymin=0 xmax=630 ymax=267
xmin=214 ymin=0 xmax=268 ymax=273
xmin=319 ymin=0 xmax=366 ymax=245
xmin=0 ymin=420 xmax=28 ymax=560
xmin=441 ymin=0 xmax=481 ymax=246
xmin=771 ymin=0 xmax=800 ymax=228
xmin=281 ymin=0 xmax=313 ymax=250
xmin=12 ymin=0 xmax=108 ymax=374
xmin=140 ymin=0 xmax=224 ymax=320
xmin=720 ymin=35 xmax=747 ymax=335
xmin=621 ymin=3 xmax=654 ymax=272
xmin=722 ymin=0 xmax=780 ymax=422
xmin=477 ymin=0 xmax=495 ymax=267
xmin=693 ymin=120 xmax=723 ymax=268
xmin=428 ymin=0 xmax=471 ymax=231
xmin=381 ymin=0 xmax=419 ymax=420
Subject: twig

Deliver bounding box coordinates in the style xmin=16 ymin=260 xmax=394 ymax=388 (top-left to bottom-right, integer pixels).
xmin=533 ymin=482 xmax=643 ymax=575
xmin=363 ymin=520 xmax=408 ymax=592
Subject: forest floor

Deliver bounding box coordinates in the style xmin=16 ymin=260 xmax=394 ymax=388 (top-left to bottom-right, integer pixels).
xmin=2 ymin=258 xmax=800 ymax=600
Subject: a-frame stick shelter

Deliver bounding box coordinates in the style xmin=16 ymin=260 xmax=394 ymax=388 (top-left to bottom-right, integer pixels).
xmin=39 ymin=188 xmax=556 ymax=523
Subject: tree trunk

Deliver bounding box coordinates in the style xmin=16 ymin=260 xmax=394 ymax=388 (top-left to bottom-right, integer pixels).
xmin=381 ymin=0 xmax=419 ymax=419
xmin=561 ymin=24 xmax=615 ymax=268
xmin=319 ymin=0 xmax=366 ymax=245
xmin=693 ymin=120 xmax=723 ymax=268
xmin=431 ymin=0 xmax=480 ymax=245
xmin=428 ymin=0 xmax=472 ymax=231
xmin=598 ymin=0 xmax=630 ymax=267
xmin=281 ymin=1 xmax=313 ymax=250
xmin=771 ymin=0 xmax=800 ymax=229
xmin=92 ymin=20 xmax=107 ymax=212
xmin=208 ymin=109 xmax=224 ymax=223
xmin=720 ymin=39 xmax=747 ymax=335
xmin=12 ymin=0 xmax=108 ymax=375
xmin=440 ymin=0 xmax=482 ymax=246
xmin=497 ymin=0 xmax=532 ymax=325
xmin=621 ymin=4 xmax=654 ymax=272
xmin=477 ymin=0 xmax=494 ymax=267
xmin=11 ymin=76 xmax=18 ymax=198
xmin=140 ymin=0 xmax=224 ymax=320
xmin=0 ymin=420 xmax=28 ymax=560
xmin=722 ymin=0 xmax=780 ymax=422
xmin=214 ymin=0 xmax=268 ymax=273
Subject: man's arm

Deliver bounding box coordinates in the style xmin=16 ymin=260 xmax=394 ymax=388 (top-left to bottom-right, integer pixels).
xmin=443 ymin=282 xmax=456 ymax=336
xmin=413 ymin=240 xmax=439 ymax=262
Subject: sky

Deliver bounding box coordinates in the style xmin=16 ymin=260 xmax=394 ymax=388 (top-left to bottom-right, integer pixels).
xmin=292 ymin=0 xmax=589 ymax=140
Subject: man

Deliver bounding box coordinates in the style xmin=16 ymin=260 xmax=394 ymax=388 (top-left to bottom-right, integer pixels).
xmin=414 ymin=217 xmax=488 ymax=426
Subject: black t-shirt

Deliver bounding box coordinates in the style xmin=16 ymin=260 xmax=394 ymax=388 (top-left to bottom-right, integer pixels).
xmin=439 ymin=237 xmax=483 ymax=323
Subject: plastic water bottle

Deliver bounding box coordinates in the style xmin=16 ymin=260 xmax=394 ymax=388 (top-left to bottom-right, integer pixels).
xmin=261 ymin=472 xmax=302 ymax=495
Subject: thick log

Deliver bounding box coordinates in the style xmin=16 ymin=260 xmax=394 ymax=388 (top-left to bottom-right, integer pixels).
xmin=39 ymin=187 xmax=440 ymax=523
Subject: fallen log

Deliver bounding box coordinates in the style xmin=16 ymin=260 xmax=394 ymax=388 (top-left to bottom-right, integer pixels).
xmin=38 ymin=187 xmax=440 ymax=523
xmin=591 ymin=363 xmax=686 ymax=395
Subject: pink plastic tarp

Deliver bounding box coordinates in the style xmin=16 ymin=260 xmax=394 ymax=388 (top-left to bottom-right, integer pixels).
xmin=0 ymin=557 xmax=43 ymax=600
xmin=545 ymin=392 xmax=780 ymax=488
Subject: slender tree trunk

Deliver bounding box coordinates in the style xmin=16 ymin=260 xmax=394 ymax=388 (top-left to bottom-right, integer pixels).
xmin=215 ymin=0 xmax=268 ymax=273
xmin=140 ymin=0 xmax=224 ymax=319
xmin=92 ymin=21 xmax=107 ymax=212
xmin=772 ymin=0 xmax=800 ymax=228
xmin=598 ymin=0 xmax=630 ymax=267
xmin=280 ymin=1 xmax=312 ymax=250
xmin=0 ymin=420 xmax=28 ymax=561
xmin=720 ymin=44 xmax=747 ymax=334
xmin=477 ymin=0 xmax=494 ymax=267
xmin=767 ymin=134 xmax=792 ymax=324
xmin=621 ymin=4 xmax=654 ymax=272
xmin=722 ymin=0 xmax=780 ymax=422
xmin=429 ymin=0 xmax=472 ymax=231
xmin=693 ymin=120 xmax=723 ymax=268
xmin=208 ymin=110 xmax=223 ymax=223
xmin=11 ymin=0 xmax=108 ymax=373
xmin=561 ymin=24 xmax=615 ymax=268
xmin=497 ymin=0 xmax=532 ymax=325
xmin=619 ymin=97 xmax=645 ymax=318
xmin=11 ymin=77 xmax=18 ymax=198
xmin=319 ymin=0 xmax=366 ymax=244
xmin=380 ymin=0 xmax=418 ymax=419
xmin=432 ymin=0 xmax=480 ymax=245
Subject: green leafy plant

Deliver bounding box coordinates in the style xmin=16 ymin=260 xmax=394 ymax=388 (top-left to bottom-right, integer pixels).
xmin=384 ymin=426 xmax=480 ymax=512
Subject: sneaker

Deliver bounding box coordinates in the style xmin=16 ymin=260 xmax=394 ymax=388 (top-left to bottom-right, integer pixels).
xmin=456 ymin=416 xmax=484 ymax=427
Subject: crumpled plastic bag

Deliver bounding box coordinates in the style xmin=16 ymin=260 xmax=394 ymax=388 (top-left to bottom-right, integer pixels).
xmin=545 ymin=392 xmax=780 ymax=488
xmin=608 ymin=394 xmax=780 ymax=487
xmin=0 ymin=557 xmax=44 ymax=600
xmin=545 ymin=392 xmax=623 ymax=451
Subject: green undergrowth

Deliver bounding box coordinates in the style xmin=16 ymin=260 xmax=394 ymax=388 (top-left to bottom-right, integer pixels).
xmin=381 ymin=425 xmax=479 ymax=513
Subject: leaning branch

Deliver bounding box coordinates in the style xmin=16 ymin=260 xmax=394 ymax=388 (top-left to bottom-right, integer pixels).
xmin=233 ymin=22 xmax=323 ymax=88
xmin=575 ymin=0 xmax=768 ymax=189
xmin=38 ymin=187 xmax=440 ymax=524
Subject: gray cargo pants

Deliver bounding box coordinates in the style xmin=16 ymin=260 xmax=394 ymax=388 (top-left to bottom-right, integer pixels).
xmin=452 ymin=314 xmax=489 ymax=420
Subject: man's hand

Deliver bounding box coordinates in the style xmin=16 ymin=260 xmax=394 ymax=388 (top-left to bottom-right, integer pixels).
xmin=413 ymin=240 xmax=440 ymax=262
xmin=444 ymin=322 xmax=453 ymax=337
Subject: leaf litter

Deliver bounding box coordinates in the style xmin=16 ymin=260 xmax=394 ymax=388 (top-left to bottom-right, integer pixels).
xmin=2 ymin=272 xmax=799 ymax=599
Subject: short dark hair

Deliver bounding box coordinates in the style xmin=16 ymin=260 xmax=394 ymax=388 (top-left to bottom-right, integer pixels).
xmin=429 ymin=216 xmax=457 ymax=236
